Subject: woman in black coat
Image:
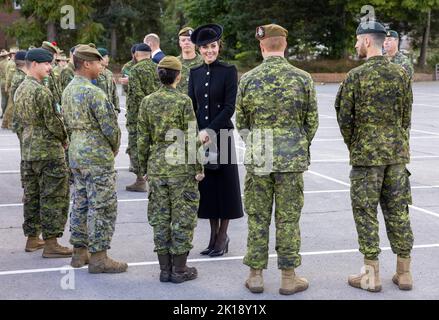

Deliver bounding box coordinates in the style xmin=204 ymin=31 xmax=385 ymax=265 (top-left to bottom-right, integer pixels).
xmin=188 ymin=23 xmax=244 ymax=257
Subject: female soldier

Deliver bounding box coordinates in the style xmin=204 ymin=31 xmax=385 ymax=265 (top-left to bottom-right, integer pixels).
xmin=137 ymin=56 xmax=204 ymax=283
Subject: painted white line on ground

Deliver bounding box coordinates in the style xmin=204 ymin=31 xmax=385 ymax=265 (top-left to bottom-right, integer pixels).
xmin=311 ymin=155 xmax=439 ymax=163
xmin=319 ymin=114 xmax=337 ymax=119
xmin=414 ymin=103 xmax=439 ymax=109
xmin=409 ymin=205 xmax=439 ymax=219
xmin=313 ymin=136 xmax=439 ymax=142
xmin=412 ymin=129 xmax=439 ymax=136
xmin=1 ymin=243 xmax=437 ymax=276
xmin=0 ymin=135 xmax=17 ymax=138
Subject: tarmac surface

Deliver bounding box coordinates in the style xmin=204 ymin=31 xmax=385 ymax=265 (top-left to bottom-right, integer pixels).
xmin=0 ymin=82 xmax=438 ymax=300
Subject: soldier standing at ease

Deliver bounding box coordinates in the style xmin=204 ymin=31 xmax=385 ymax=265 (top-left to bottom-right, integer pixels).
xmin=96 ymin=47 xmax=120 ymax=113
xmin=60 ymin=46 xmax=76 ymax=92
xmin=176 ymin=27 xmax=203 ymax=94
xmin=237 ymin=24 xmax=318 ymax=295
xmin=0 ymin=49 xmax=9 ymax=118
xmin=120 ymin=44 xmax=138 ymax=95
xmin=335 ymin=21 xmax=414 ymax=292
xmin=384 ymin=30 xmax=414 ymax=81
xmin=62 ymin=44 xmax=127 ymax=273
xmin=14 ymin=48 xmax=72 ymax=257
xmin=137 ymin=56 xmax=204 ymax=283
xmin=40 ymin=41 xmax=63 ymax=106
xmin=125 ymin=43 xmax=159 ymax=192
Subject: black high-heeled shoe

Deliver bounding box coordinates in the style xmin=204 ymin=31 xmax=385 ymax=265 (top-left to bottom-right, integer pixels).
xmin=208 ymin=237 xmax=229 ymax=257
xmin=200 ymin=247 xmax=214 ymax=255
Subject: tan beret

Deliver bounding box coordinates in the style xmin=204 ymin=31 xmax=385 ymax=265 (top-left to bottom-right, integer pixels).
xmin=41 ymin=41 xmax=59 ymax=54
xmin=179 ymin=27 xmax=194 ymax=37
xmin=9 ymin=47 xmax=19 ymax=54
xmin=73 ymin=44 xmax=103 ymax=61
xmin=255 ymin=24 xmax=288 ymax=40
xmin=0 ymin=49 xmax=9 ymax=57
xmin=158 ymin=56 xmax=182 ymax=71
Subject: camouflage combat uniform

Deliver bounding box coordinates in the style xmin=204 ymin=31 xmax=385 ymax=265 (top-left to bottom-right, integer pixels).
xmin=60 ymin=62 xmax=75 ymax=92
xmin=335 ymin=55 xmax=414 ymax=260
xmin=43 ymin=70 xmax=62 ymax=106
xmin=126 ymin=58 xmax=159 ymax=176
xmin=176 ymin=54 xmax=203 ymax=95
xmin=389 ymin=51 xmax=414 ymax=81
xmin=137 ymin=86 xmax=202 ymax=255
xmin=236 ymin=56 xmax=319 ymax=270
xmin=2 ymin=68 xmax=26 ymax=129
xmin=13 ymin=76 xmax=69 ymax=240
xmin=0 ymin=56 xmax=8 ymax=115
xmin=121 ymin=59 xmax=135 ymax=94
xmin=2 ymin=59 xmax=15 ymax=116
xmin=62 ymin=75 xmax=121 ymax=253
xmin=96 ymin=67 xmax=120 ymax=113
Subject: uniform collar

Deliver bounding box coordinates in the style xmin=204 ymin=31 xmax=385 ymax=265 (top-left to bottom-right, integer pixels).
xmin=203 ymin=59 xmax=219 ymax=68
xmin=263 ymin=55 xmax=286 ymax=63
xmin=367 ymin=55 xmax=386 ymax=62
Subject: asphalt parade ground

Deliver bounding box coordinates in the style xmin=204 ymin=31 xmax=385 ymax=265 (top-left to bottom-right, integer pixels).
xmin=0 ymin=82 xmax=438 ymax=300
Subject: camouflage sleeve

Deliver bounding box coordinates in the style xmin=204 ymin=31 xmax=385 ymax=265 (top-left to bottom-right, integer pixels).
xmin=236 ymin=80 xmax=251 ymax=142
xmin=41 ymin=89 xmax=68 ymax=144
xmin=91 ymin=93 xmax=121 ymax=153
xmin=334 ymin=74 xmax=355 ymax=147
xmin=402 ymin=74 xmax=413 ymax=132
xmin=183 ymin=97 xmax=203 ymax=174
xmin=207 ymin=66 xmax=238 ymax=132
xmin=126 ymin=67 xmax=140 ymax=129
xmin=61 ymin=69 xmax=74 ymax=92
xmin=403 ymin=58 xmax=414 ymax=81
xmin=111 ymin=77 xmax=120 ymax=113
xmin=303 ymin=77 xmax=319 ymax=142
xmin=137 ymin=97 xmax=151 ymax=176
xmin=11 ymin=86 xmax=23 ymax=137
xmin=48 ymin=72 xmax=62 ymax=105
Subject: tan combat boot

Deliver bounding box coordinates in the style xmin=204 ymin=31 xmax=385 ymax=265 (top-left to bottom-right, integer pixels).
xmin=71 ymin=247 xmax=91 ymax=268
xmin=170 ymin=253 xmax=197 ymax=283
xmin=125 ymin=176 xmax=148 ymax=192
xmin=88 ymin=250 xmax=128 ymax=273
xmin=348 ymin=258 xmax=382 ymax=292
xmin=245 ymin=268 xmax=264 ymax=293
xmin=392 ymin=256 xmax=413 ymax=290
xmin=42 ymin=238 xmax=73 ymax=258
xmin=25 ymin=236 xmax=45 ymax=252
xmin=279 ymin=268 xmax=309 ymax=295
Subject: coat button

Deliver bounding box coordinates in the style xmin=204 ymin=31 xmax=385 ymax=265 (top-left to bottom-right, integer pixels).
xmin=205 ymin=94 xmax=208 ymax=98
xmin=207 ymin=72 xmax=210 ymax=75
xmin=205 ymin=105 xmax=208 ymax=109
xmin=218 ymin=104 xmax=220 ymax=108
xmin=205 ymin=83 xmax=209 ymax=86
xmin=205 ymin=116 xmax=209 ymax=120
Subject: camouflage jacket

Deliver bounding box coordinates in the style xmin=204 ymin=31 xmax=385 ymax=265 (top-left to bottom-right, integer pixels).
xmin=96 ymin=67 xmax=120 ymax=113
xmin=177 ymin=54 xmax=204 ymax=95
xmin=236 ymin=56 xmax=319 ymax=174
xmin=60 ymin=62 xmax=75 ymax=92
xmin=126 ymin=58 xmax=159 ymax=130
xmin=10 ymin=68 xmax=27 ymax=134
xmin=62 ymin=75 xmax=121 ymax=168
xmin=4 ymin=59 xmax=16 ymax=93
xmin=335 ymin=55 xmax=412 ymax=166
xmin=121 ymin=59 xmax=136 ymax=93
xmin=137 ymin=86 xmax=203 ymax=177
xmin=0 ymin=57 xmax=8 ymax=83
xmin=389 ymin=51 xmax=414 ymax=81
xmin=43 ymin=70 xmax=63 ymax=106
xmin=13 ymin=76 xmax=67 ymax=161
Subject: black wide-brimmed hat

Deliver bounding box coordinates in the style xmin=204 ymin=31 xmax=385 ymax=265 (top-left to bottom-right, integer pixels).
xmin=190 ymin=23 xmax=223 ymax=46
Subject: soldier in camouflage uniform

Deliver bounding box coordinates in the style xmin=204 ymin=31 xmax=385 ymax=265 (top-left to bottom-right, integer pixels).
xmin=335 ymin=22 xmax=414 ymax=292
xmin=237 ymin=24 xmax=318 ymax=295
xmin=2 ymin=50 xmax=27 ymax=129
xmin=126 ymin=43 xmax=159 ymax=192
xmin=62 ymin=44 xmax=127 ymax=274
xmin=3 ymin=48 xmax=18 ymax=118
xmin=60 ymin=46 xmax=76 ymax=92
xmin=138 ymin=56 xmax=204 ymax=283
xmin=120 ymin=44 xmax=138 ymax=95
xmin=384 ymin=30 xmax=414 ymax=81
xmin=13 ymin=48 xmax=72 ymax=257
xmin=41 ymin=41 xmax=63 ymax=106
xmin=96 ymin=47 xmax=120 ymax=113
xmin=176 ymin=27 xmax=203 ymax=94
xmin=0 ymin=49 xmax=9 ymax=118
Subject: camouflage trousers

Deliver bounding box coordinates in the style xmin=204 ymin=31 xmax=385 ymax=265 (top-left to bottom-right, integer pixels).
xmin=243 ymin=172 xmax=304 ymax=270
xmin=126 ymin=127 xmax=141 ymax=176
xmin=350 ymin=164 xmax=414 ymax=260
xmin=148 ymin=176 xmax=199 ymax=255
xmin=0 ymin=82 xmax=7 ymax=115
xmin=1 ymin=96 xmax=14 ymax=129
xmin=69 ymin=167 xmax=118 ymax=253
xmin=22 ymin=159 xmax=70 ymax=239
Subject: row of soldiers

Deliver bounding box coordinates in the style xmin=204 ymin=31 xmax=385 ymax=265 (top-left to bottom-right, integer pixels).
xmin=1 ymin=20 xmax=416 ymax=292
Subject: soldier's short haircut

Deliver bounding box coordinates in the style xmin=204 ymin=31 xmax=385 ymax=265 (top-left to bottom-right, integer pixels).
xmin=369 ymin=33 xmax=386 ymax=48
xmin=145 ymin=33 xmax=160 ymax=45
xmin=73 ymin=55 xmax=85 ymax=71
xmin=261 ymin=36 xmax=286 ymax=52
xmin=15 ymin=60 xmax=26 ymax=68
xmin=157 ymin=67 xmax=180 ymax=85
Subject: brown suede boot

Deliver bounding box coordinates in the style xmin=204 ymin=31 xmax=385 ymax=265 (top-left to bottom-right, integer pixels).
xmin=25 ymin=236 xmax=45 ymax=252
xmin=245 ymin=268 xmax=264 ymax=293
xmin=126 ymin=176 xmax=148 ymax=192
xmin=42 ymin=238 xmax=73 ymax=258
xmin=392 ymin=256 xmax=413 ymax=290
xmin=158 ymin=254 xmax=172 ymax=282
xmin=71 ymin=247 xmax=91 ymax=268
xmin=348 ymin=258 xmax=382 ymax=292
xmin=88 ymin=250 xmax=128 ymax=274
xmin=279 ymin=268 xmax=309 ymax=295
xmin=170 ymin=253 xmax=197 ymax=283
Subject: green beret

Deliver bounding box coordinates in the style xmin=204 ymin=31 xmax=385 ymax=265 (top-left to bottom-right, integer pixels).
xmin=386 ymin=30 xmax=399 ymax=38
xmin=97 ymin=47 xmax=108 ymax=57
xmin=356 ymin=21 xmax=387 ymax=35
xmin=255 ymin=24 xmax=288 ymax=40
xmin=25 ymin=48 xmax=53 ymax=63
xmin=74 ymin=44 xmax=103 ymax=61
xmin=178 ymin=27 xmax=194 ymax=37
xmin=158 ymin=56 xmax=182 ymax=71
xmin=41 ymin=41 xmax=59 ymax=54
